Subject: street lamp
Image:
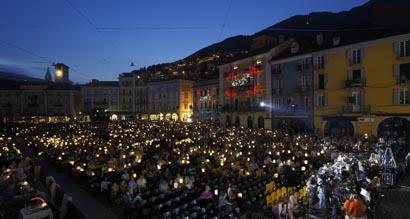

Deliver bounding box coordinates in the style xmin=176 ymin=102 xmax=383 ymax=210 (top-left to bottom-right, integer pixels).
xmin=260 ymin=101 xmax=266 ymax=107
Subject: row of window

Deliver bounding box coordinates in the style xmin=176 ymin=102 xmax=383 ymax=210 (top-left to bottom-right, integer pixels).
xmin=151 ymin=92 xmax=189 ymax=100
xmin=195 ymin=101 xmax=218 ymax=110
xmin=272 ymin=96 xmax=310 ymax=109
xmin=150 ymin=103 xmax=191 ymax=111
xmin=273 ymin=74 xmax=309 ymax=90
xmin=195 ymin=88 xmax=219 ymax=97
xmin=315 ymin=88 xmax=410 ymax=107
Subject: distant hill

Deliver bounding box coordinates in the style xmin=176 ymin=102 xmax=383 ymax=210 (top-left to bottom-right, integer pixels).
xmin=190 ymin=0 xmax=410 ymax=59
xmin=264 ymin=0 xmax=410 ymax=32
xmin=135 ymin=0 xmax=410 ymax=81
xmin=188 ymin=35 xmax=252 ymax=59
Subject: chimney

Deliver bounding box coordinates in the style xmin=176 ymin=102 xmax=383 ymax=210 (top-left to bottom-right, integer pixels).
xmin=316 ymin=33 xmax=324 ymax=45
xmin=291 ymin=42 xmax=300 ymax=54
xmin=278 ymin=35 xmax=285 ymax=43
xmin=332 ymin=36 xmax=341 ymax=46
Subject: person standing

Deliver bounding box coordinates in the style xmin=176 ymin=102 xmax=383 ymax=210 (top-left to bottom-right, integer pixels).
xmin=342 ymin=194 xmax=353 ymax=219
xmin=317 ymin=180 xmax=327 ymax=209
xmin=346 ymin=194 xmax=367 ymax=219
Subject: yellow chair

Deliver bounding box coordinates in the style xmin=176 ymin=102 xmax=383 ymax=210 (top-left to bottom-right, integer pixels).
xmin=271 ymin=192 xmax=276 ymax=203
xmin=266 ymin=194 xmax=273 ymax=205
xmin=281 ymin=187 xmax=286 ymax=196
xmin=294 ymin=191 xmax=299 ymax=198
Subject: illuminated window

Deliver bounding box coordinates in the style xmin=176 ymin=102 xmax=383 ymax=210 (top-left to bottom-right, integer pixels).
xmin=56 ymin=69 xmax=63 ymax=78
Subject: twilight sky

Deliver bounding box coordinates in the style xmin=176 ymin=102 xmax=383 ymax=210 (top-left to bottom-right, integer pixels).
xmin=0 ymin=0 xmax=368 ymax=83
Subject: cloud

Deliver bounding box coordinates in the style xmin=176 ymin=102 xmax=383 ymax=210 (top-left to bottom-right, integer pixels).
xmin=0 ymin=58 xmax=49 ymax=78
xmin=0 ymin=59 xmax=28 ymax=75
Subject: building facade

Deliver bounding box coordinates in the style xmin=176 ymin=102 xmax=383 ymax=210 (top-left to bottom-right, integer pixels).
xmin=81 ymin=80 xmax=120 ymax=113
xmin=147 ymin=79 xmax=194 ymax=121
xmin=192 ymin=79 xmax=219 ymax=121
xmin=134 ymin=80 xmax=148 ymax=116
xmin=118 ymin=73 xmax=148 ymax=117
xmin=0 ymin=79 xmax=80 ymax=118
xmin=270 ymin=50 xmax=314 ymax=132
xmin=119 ymin=73 xmax=135 ymax=114
xmin=313 ymin=31 xmax=410 ymax=137
xmin=218 ymin=38 xmax=294 ymax=129
xmin=218 ymin=51 xmax=272 ymax=129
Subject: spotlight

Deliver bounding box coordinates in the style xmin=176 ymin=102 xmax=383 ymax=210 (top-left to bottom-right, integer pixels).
xmin=260 ymin=101 xmax=266 ymax=107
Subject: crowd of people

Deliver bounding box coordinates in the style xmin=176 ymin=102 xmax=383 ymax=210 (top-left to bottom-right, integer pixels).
xmin=0 ymin=132 xmax=60 ymax=218
xmin=0 ymin=119 xmax=408 ymax=218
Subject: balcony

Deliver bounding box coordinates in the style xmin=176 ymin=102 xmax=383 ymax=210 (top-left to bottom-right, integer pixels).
xmin=297 ymin=85 xmax=311 ymax=92
xmin=271 ymin=68 xmax=282 ymax=74
xmin=272 ymin=88 xmax=283 ymax=95
xmin=221 ymin=105 xmax=264 ymax=113
xmin=342 ymin=105 xmax=370 ymax=113
xmin=296 ymin=64 xmax=310 ymax=71
xmin=345 ymin=78 xmax=366 ymax=88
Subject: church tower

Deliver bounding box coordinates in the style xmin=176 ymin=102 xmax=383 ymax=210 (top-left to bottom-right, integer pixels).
xmin=44 ymin=67 xmax=52 ymax=82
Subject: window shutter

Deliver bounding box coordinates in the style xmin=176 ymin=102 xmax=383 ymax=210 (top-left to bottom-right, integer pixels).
xmin=392 ymin=88 xmax=398 ymax=105
xmin=358 ymin=90 xmax=363 ymax=106
xmin=348 ymin=69 xmax=353 ymax=80
xmin=324 ymin=73 xmax=329 ymax=84
xmin=393 ymin=64 xmax=399 ymax=83
xmin=360 ymin=48 xmax=365 ymax=62
xmin=393 ymin=42 xmax=399 ymax=58
xmin=314 ymin=74 xmax=318 ymax=89
xmin=313 ymin=56 xmax=318 ymax=69
xmin=346 ymin=50 xmax=352 ymax=65
xmin=324 ymin=93 xmax=328 ymax=106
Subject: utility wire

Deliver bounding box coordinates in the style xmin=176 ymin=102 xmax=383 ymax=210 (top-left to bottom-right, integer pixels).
xmin=0 ymin=23 xmax=256 ymax=31
xmin=64 ymin=0 xmax=131 ymax=66
xmin=96 ymin=26 xmax=215 ymax=31
xmin=218 ymin=0 xmax=233 ymax=41
xmin=0 ymin=38 xmax=53 ymax=64
xmin=65 ymin=0 xmax=99 ymax=29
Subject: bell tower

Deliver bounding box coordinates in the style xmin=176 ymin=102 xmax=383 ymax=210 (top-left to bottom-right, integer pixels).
xmin=54 ymin=63 xmax=70 ymax=83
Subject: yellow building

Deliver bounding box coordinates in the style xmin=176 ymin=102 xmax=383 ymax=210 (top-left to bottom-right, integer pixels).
xmin=313 ymin=31 xmax=410 ymax=137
